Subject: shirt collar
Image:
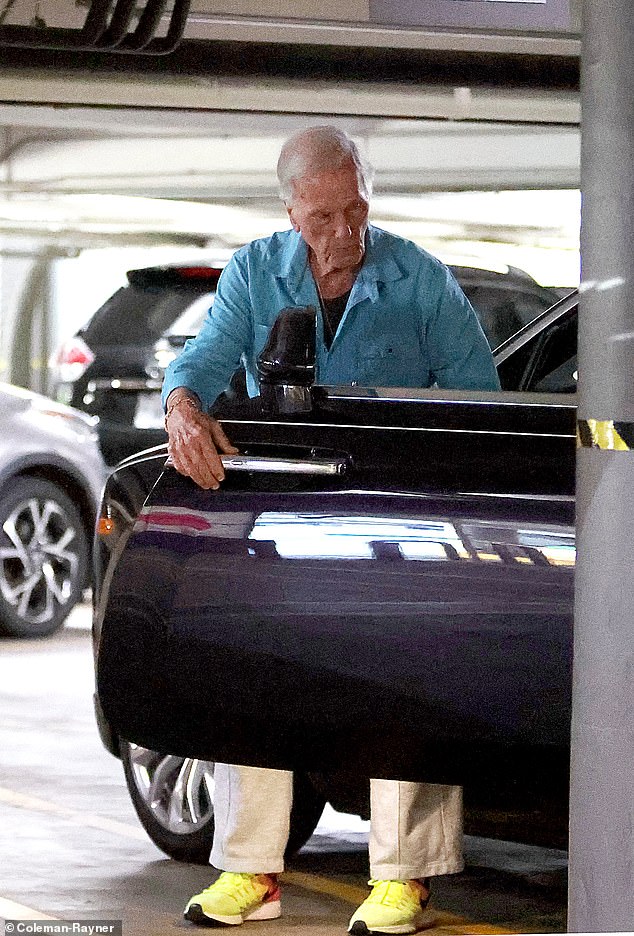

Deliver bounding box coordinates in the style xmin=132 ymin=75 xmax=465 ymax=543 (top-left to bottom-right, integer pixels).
xmin=277 ymin=229 xmax=310 ymax=296
xmin=360 ymin=225 xmax=405 ymax=285
xmin=276 ymin=224 xmax=405 ymax=301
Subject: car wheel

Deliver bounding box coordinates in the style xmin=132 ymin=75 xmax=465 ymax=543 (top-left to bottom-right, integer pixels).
xmin=121 ymin=742 xmax=327 ymax=864
xmin=0 ymin=477 xmax=89 ymax=638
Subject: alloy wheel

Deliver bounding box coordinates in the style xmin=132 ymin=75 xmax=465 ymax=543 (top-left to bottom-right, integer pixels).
xmin=125 ymin=744 xmax=215 ymax=835
xmin=0 ymin=494 xmax=80 ymax=626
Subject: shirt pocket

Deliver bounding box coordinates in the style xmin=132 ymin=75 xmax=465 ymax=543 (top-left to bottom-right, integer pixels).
xmin=362 ymin=332 xmax=428 ymax=387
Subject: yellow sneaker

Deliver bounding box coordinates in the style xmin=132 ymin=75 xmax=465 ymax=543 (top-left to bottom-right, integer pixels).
xmin=184 ymin=871 xmax=281 ymax=926
xmin=347 ymin=879 xmax=431 ymax=935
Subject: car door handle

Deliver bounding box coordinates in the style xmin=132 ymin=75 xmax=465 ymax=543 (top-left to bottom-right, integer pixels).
xmin=165 ymin=453 xmax=348 ymax=476
xmin=219 ymin=454 xmax=347 ymax=476
xmin=164 ymin=453 xmax=347 ymax=476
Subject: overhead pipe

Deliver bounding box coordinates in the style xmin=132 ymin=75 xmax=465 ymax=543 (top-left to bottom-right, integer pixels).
xmin=120 ymin=0 xmax=170 ymax=51
xmin=0 ymin=0 xmax=191 ymax=55
xmin=138 ymin=0 xmax=191 ymax=54
xmin=81 ymin=0 xmax=117 ymax=45
xmin=95 ymin=0 xmax=138 ymax=48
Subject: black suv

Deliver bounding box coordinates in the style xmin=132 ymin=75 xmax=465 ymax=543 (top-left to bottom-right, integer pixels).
xmin=52 ymin=265 xmax=224 ymax=466
xmin=52 ymin=261 xmax=568 ymax=466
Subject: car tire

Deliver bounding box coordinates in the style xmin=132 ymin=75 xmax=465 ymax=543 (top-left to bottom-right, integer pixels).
xmin=0 ymin=477 xmax=89 ymax=638
xmin=121 ymin=742 xmax=327 ymax=865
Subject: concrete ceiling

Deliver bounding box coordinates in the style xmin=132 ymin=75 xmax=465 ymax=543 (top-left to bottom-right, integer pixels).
xmin=0 ymin=100 xmax=580 ymax=240
xmin=0 ymin=0 xmax=582 ymax=55
xmin=0 ymin=30 xmax=581 ymax=286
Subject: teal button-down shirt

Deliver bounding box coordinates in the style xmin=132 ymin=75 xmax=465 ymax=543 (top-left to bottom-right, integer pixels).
xmin=162 ymin=224 xmax=500 ymax=409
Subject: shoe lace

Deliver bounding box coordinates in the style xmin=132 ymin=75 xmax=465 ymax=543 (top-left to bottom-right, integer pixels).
xmin=202 ymin=872 xmax=265 ymax=901
xmin=366 ymin=879 xmax=418 ymax=909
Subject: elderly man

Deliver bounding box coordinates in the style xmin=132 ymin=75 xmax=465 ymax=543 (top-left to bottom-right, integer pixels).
xmin=163 ymin=126 xmax=500 ymax=935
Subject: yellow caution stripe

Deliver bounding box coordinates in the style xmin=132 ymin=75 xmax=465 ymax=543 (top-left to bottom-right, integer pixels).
xmin=577 ymin=419 xmax=634 ymax=450
xmin=282 ymin=871 xmax=523 ymax=935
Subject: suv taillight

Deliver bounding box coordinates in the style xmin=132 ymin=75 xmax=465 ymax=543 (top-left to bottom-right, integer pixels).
xmin=51 ymin=336 xmax=95 ymax=384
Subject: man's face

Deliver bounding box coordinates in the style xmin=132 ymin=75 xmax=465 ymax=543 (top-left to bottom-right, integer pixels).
xmin=286 ymin=162 xmax=370 ymax=276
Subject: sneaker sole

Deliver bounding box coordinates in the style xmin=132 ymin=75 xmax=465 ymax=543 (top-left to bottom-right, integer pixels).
xmin=348 ymin=910 xmax=432 ymax=935
xmin=185 ymin=900 xmax=281 ymax=926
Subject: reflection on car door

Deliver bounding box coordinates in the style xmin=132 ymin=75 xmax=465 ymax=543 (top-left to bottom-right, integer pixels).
xmin=97 ymin=387 xmax=576 ymax=789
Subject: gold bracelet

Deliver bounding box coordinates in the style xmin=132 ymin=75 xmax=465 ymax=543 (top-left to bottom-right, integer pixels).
xmin=164 ymin=396 xmax=200 ymax=429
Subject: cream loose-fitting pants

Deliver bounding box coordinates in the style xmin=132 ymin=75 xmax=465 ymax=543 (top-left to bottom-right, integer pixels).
xmin=210 ymin=764 xmax=463 ymax=880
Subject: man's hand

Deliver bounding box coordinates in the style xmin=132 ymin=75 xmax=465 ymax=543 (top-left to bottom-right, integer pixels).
xmin=165 ymin=395 xmax=239 ymax=490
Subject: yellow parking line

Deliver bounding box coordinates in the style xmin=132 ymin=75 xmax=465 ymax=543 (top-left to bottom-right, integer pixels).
xmin=0 ymin=787 xmax=522 ymax=935
xmin=283 ymin=871 xmax=522 ymax=936
xmin=0 ymin=786 xmax=147 ymax=841
xmin=0 ymin=896 xmax=58 ymax=921
xmin=425 ymin=915 xmax=523 ymax=935
xmin=283 ymin=870 xmax=369 ymax=905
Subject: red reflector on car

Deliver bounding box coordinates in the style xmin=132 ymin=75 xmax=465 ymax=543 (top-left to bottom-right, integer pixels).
xmin=179 ymin=267 xmax=223 ymax=280
xmin=127 ymin=266 xmax=223 ymax=288
xmin=66 ymin=345 xmax=93 ymax=365
xmin=51 ymin=337 xmax=95 ymax=383
xmin=54 ymin=337 xmax=94 ymax=366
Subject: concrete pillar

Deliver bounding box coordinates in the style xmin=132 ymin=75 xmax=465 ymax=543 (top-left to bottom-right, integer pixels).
xmin=0 ymin=250 xmax=37 ymax=385
xmin=9 ymin=255 xmax=52 ymax=392
xmin=568 ymin=1 xmax=634 ymax=929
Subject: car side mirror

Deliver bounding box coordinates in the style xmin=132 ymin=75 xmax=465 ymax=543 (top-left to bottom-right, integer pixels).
xmin=256 ymin=306 xmax=316 ymax=414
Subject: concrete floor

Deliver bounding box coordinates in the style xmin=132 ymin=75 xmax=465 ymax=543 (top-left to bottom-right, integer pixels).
xmin=0 ymin=603 xmax=568 ymax=935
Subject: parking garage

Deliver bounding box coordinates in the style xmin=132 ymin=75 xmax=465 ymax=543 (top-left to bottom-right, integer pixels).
xmin=3 ymin=2 xmax=632 ymax=934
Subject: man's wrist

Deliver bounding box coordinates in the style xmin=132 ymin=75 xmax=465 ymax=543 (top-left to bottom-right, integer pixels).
xmin=164 ymin=390 xmax=202 ymax=427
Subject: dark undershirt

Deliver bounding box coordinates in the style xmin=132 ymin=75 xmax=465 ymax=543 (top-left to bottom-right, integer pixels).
xmin=321 ymin=290 xmax=351 ymax=349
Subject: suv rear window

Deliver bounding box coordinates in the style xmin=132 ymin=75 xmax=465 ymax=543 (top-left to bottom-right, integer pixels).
xmin=164 ymin=292 xmax=214 ymax=337
xmin=81 ymin=283 xmax=214 ymax=345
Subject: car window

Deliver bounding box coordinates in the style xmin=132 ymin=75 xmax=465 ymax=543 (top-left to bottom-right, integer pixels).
xmin=530 ymin=355 xmax=578 ymax=393
xmin=493 ymin=295 xmax=578 ymax=394
xmin=518 ymin=311 xmax=578 ymax=393
xmin=82 ymin=284 xmax=213 ymax=344
xmin=163 ymin=292 xmax=214 ymax=337
xmin=462 ymin=285 xmax=556 ymax=350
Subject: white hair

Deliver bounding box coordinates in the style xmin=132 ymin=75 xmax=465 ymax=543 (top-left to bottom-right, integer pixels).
xmin=277 ymin=125 xmax=374 ymax=205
